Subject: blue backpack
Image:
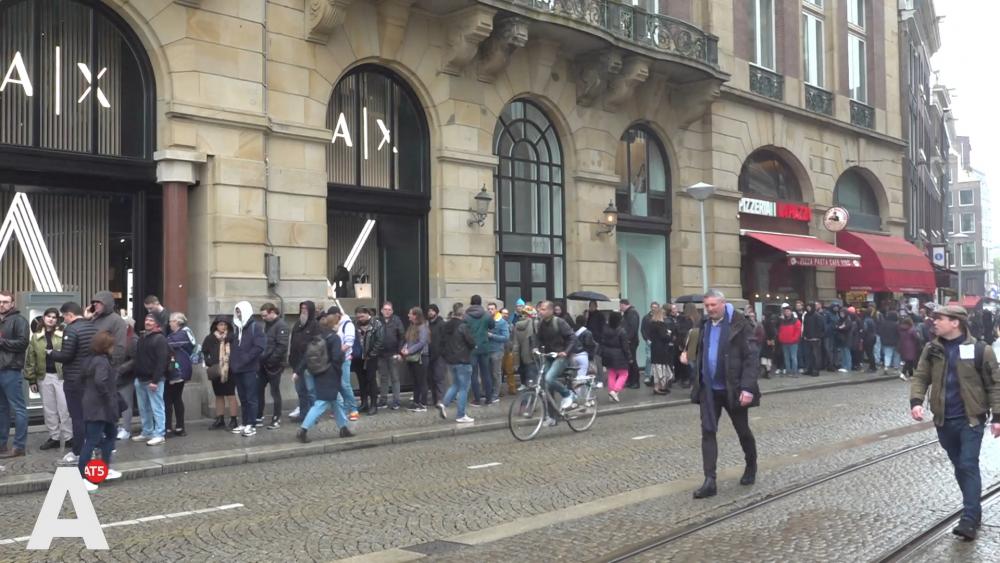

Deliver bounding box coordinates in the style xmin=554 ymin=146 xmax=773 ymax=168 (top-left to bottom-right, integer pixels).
xmin=350 ymin=321 xmax=363 ymax=359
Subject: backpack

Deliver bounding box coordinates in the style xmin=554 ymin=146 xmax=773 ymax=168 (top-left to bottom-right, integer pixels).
xmin=349 ymin=320 xmax=363 ymax=359
xmin=305 ymin=333 xmax=331 ymax=375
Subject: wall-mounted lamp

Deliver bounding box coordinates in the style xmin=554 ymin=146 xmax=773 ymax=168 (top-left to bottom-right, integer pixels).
xmin=598 ymin=201 xmax=618 ymax=236
xmin=468 ymin=184 xmax=493 ymax=227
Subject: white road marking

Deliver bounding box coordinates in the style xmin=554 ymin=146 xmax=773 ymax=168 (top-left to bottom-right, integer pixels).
xmin=0 ymin=503 xmax=245 ymax=544
xmin=631 ymin=435 xmax=656 ymax=441
xmin=467 ymin=462 xmax=502 ymax=470
xmin=879 ymin=434 xmax=889 ymax=439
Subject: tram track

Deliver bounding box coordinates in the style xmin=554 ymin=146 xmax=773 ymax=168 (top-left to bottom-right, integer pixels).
xmin=592 ymin=438 xmax=942 ymax=563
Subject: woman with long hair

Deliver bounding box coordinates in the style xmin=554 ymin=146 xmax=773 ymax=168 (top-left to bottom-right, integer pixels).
xmin=165 ymin=313 xmax=196 ymax=437
xmin=203 ymin=317 xmax=239 ymax=430
xmin=401 ymin=307 xmax=431 ymax=411
xmin=78 ymin=331 xmax=121 ymax=491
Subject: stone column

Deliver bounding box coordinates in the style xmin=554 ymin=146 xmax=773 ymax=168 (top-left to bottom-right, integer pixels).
xmin=154 ymin=150 xmax=207 ymax=312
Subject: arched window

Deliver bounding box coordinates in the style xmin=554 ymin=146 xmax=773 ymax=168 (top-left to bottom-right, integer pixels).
xmin=738 ymin=149 xmax=803 ymax=201
xmin=0 ymin=0 xmax=155 ymax=158
xmin=493 ymin=100 xmax=564 ymax=304
xmin=326 ymin=66 xmax=427 ymax=192
xmin=834 ymin=169 xmax=881 ymax=231
xmin=615 ymin=126 xmax=671 ymax=218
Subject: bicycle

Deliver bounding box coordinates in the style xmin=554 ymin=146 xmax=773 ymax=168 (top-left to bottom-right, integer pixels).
xmin=508 ymin=350 xmax=598 ymax=441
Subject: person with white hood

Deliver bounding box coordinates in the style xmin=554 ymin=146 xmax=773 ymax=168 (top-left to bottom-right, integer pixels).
xmin=230 ymin=301 xmax=266 ymax=437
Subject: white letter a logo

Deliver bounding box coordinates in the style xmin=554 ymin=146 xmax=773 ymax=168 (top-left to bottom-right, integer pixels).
xmin=0 ymin=193 xmax=62 ymax=292
xmin=27 ymin=468 xmax=108 ymax=550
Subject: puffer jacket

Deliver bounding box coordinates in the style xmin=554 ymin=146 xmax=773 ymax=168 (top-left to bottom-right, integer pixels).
xmin=777 ymin=316 xmax=802 ymax=345
xmin=910 ymin=333 xmax=1000 ymax=427
xmin=599 ymin=327 xmax=631 ymax=369
xmin=23 ymin=329 xmax=63 ymax=384
xmin=510 ymin=318 xmax=537 ymax=368
xmin=441 ymin=317 xmax=475 ymax=365
xmin=90 ymin=291 xmax=128 ymax=367
xmin=166 ymin=327 xmax=196 ymax=382
xmin=260 ymin=316 xmax=290 ymax=376
xmin=50 ymin=318 xmax=96 ymax=384
xmin=0 ymin=309 xmax=29 ymax=371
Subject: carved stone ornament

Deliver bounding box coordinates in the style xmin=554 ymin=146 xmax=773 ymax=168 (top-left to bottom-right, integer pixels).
xmin=604 ymin=56 xmax=650 ymax=111
xmin=669 ymin=78 xmax=723 ymax=127
xmin=477 ymin=16 xmax=529 ymax=83
xmin=575 ymin=50 xmax=623 ymax=108
xmin=306 ymin=0 xmax=356 ymax=44
xmin=441 ymin=7 xmax=496 ymax=76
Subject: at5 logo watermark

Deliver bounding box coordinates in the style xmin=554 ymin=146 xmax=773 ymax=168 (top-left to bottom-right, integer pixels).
xmin=26 ymin=462 xmax=108 ymax=550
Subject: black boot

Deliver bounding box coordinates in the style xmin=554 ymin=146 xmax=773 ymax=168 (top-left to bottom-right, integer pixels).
xmin=296 ymin=428 xmax=310 ymax=443
xmin=367 ymin=402 xmax=378 ymax=416
xmin=340 ymin=426 xmax=355 ymax=438
xmin=740 ymin=463 xmax=757 ymax=485
xmin=693 ymin=478 xmax=717 ymax=499
xmin=953 ymin=519 xmax=977 ymax=540
xmin=228 ymin=417 xmax=239 ymax=430
xmin=210 ymin=416 xmax=225 ymax=430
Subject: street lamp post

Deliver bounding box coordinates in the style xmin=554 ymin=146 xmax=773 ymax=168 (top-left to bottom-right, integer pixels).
xmin=951 ymin=233 xmax=970 ymax=301
xmin=685 ymin=182 xmax=717 ymax=294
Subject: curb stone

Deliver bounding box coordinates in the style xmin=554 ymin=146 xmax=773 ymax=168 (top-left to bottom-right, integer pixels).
xmin=0 ymin=375 xmax=897 ymax=496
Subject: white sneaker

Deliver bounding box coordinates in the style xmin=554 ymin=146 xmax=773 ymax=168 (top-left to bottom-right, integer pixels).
xmin=231 ymin=425 xmax=246 ymax=434
xmin=455 ymin=415 xmax=474 ymax=423
xmin=106 ymin=469 xmax=122 ymax=480
xmin=146 ymin=437 xmax=165 ymax=446
xmin=130 ymin=435 xmax=150 ymax=442
xmin=595 ymin=381 xmax=604 ymax=388
xmin=837 ymin=368 xmax=848 ymax=373
xmin=544 ymin=417 xmax=557 ymax=427
xmin=436 ymin=403 xmax=448 ymax=420
xmin=116 ymin=428 xmax=130 ymax=440
xmin=242 ymin=426 xmax=257 ymax=437
xmin=899 ymin=373 xmax=908 ymax=381
xmin=560 ymin=394 xmax=575 ymax=411
xmin=61 ymin=452 xmax=79 ymax=463
xmin=289 ymin=407 xmax=300 ymax=418
xmin=609 ymin=391 xmax=619 ymax=402
xmin=83 ymin=481 xmax=99 ymax=493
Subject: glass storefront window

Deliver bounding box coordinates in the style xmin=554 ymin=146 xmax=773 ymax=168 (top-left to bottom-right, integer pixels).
xmin=738 ymin=149 xmax=802 ymax=201
xmin=616 ymin=127 xmax=671 ymax=219
xmin=834 ymin=169 xmax=881 ymax=231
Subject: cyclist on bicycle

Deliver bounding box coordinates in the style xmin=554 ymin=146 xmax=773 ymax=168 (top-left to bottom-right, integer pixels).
xmin=534 ymin=301 xmax=579 ymax=411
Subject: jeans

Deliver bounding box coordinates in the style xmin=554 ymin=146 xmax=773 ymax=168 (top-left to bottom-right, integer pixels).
xmin=881 ymin=345 xmax=898 ymax=369
xmin=135 ymin=382 xmax=165 ymax=438
xmin=823 ymin=336 xmax=835 ymax=369
xmin=542 ymin=356 xmax=571 ymax=399
xmin=336 ymin=359 xmax=357 ymax=413
xmin=470 ymin=353 xmax=493 ymax=403
xmin=301 ymin=376 xmax=350 ymax=430
xmin=63 ymin=380 xmax=86 ymax=454
xmin=294 ymin=370 xmax=316 ymax=416
xmin=377 ymin=356 xmax=401 ymax=405
xmin=573 ymin=352 xmax=589 ymax=380
xmin=118 ymin=378 xmax=135 ymax=433
xmin=782 ymin=343 xmax=799 ymax=374
xmin=489 ymin=351 xmax=504 ymax=401
xmin=78 ymin=421 xmax=115 ymax=477
xmin=164 ymin=380 xmax=186 ymax=431
xmin=839 ymin=347 xmax=852 ymax=371
xmin=0 ymin=369 xmax=28 ymax=450
xmin=874 ymin=336 xmax=882 ymax=367
xmin=937 ymin=418 xmax=985 ymax=524
xmin=257 ymin=370 xmax=283 ymax=419
xmin=234 ymin=371 xmax=259 ymax=426
xmin=441 ymin=363 xmax=472 ymax=419
xmin=40 ymin=373 xmax=72 ymax=441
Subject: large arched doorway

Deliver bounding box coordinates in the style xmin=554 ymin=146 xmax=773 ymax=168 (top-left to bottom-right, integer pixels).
xmin=325 ymin=65 xmax=429 ymax=311
xmin=0 ymin=0 xmax=158 ymax=315
xmin=493 ymin=99 xmax=564 ymax=305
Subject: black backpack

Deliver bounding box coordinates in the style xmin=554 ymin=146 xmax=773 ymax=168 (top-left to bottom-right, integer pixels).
xmin=305 ymin=333 xmax=331 ymax=375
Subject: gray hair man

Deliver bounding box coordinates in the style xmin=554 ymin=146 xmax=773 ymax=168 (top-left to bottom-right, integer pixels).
xmin=691 ymin=289 xmax=760 ymax=499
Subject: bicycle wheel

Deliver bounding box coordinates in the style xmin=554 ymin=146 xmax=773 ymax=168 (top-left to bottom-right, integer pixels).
xmin=508 ymin=389 xmax=545 ymax=441
xmin=566 ymin=384 xmax=598 ymax=432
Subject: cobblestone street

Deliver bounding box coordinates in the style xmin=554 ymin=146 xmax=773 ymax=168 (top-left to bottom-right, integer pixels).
xmin=4 ymin=376 xmax=998 ymax=561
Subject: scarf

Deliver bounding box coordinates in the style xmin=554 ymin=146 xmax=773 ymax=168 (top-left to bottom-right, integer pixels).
xmin=216 ymin=331 xmax=231 ymax=383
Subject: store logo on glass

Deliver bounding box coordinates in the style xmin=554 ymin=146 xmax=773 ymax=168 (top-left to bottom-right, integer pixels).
xmin=25 ymin=466 xmax=108 ymax=550
xmin=1 ymin=48 xmax=111 ymax=112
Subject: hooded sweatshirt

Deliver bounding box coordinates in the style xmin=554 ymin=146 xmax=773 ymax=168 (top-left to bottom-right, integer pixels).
xmin=289 ymin=301 xmax=320 ymax=375
xmin=230 ymin=301 xmax=266 ymax=374
xmin=90 ymin=291 xmax=128 ymax=367
xmin=464 ymin=304 xmax=493 ymax=354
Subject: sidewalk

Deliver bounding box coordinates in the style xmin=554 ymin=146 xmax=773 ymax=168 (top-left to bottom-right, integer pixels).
xmin=0 ymin=370 xmax=899 ymax=495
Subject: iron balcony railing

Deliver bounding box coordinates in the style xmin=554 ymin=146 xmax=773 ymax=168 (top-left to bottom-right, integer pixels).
xmin=850 ymin=100 xmax=875 ymax=129
xmin=749 ymin=65 xmax=784 ymax=101
xmin=500 ymin=0 xmax=719 ymax=68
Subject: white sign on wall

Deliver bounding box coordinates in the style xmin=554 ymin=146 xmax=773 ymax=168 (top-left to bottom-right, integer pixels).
xmin=0 ymin=49 xmax=111 ymax=114
xmin=738 ymin=197 xmax=777 ymax=217
xmin=330 ymin=108 xmax=398 ymax=159
xmin=0 ymin=193 xmax=63 ymax=292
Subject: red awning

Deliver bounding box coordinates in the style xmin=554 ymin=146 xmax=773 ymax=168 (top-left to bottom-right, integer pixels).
xmin=741 ymin=230 xmax=861 ymax=268
xmin=948 ymin=296 xmax=982 ymax=309
xmin=835 ymin=231 xmax=936 ymax=294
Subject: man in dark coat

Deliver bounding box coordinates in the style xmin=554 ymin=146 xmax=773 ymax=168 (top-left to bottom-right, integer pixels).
xmin=377 ymin=301 xmax=405 ymax=409
xmin=0 ymin=290 xmax=30 ymax=459
xmin=426 ymin=304 xmax=447 ymax=407
xmin=690 ymin=289 xmax=759 ymax=499
xmin=289 ymin=301 xmax=320 ymax=421
xmin=230 ymin=301 xmax=266 ymax=436
xmin=802 ymin=303 xmax=826 ymax=376
xmin=620 ymin=299 xmax=641 ymax=388
xmin=257 ymin=302 xmax=289 ymax=428
xmin=49 ymin=301 xmax=97 ymax=462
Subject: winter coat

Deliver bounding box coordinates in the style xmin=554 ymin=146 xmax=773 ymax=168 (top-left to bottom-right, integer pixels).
xmin=599 ymin=326 xmax=631 ymax=369
xmin=202 ymin=317 xmax=233 ymax=383
xmin=230 ymin=301 xmax=266 ymax=374
xmin=441 ymin=317 xmax=475 ymax=365
xmin=0 ymin=309 xmax=29 ymax=371
xmin=134 ymin=329 xmax=170 ymax=384
xmin=777 ymin=316 xmax=802 ymax=345
xmin=648 ymin=320 xmax=675 ymax=365
xmin=166 ymin=327 xmax=196 ymax=382
xmin=911 ymin=333 xmax=1000 ymax=427
xmin=692 ymin=306 xmax=760 ymax=432
xmin=640 ymin=312 xmax=654 ymax=341
xmin=81 ymin=354 xmax=118 ymax=423
xmin=802 ymin=311 xmax=825 ymax=340
xmin=90 ymin=291 xmax=128 ymax=367
xmin=23 ymin=329 xmax=63 ymax=384
xmin=488 ymin=316 xmax=510 ymax=355
xmin=876 ymin=313 xmax=900 ymax=347
xmin=313 ymin=331 xmax=346 ymax=401
xmin=289 ymin=301 xmax=321 ymax=375
xmin=511 ymin=318 xmax=537 ymax=367
xmin=622 ymin=306 xmax=640 ymax=347
xmin=260 ymin=317 xmax=290 ymax=376
xmin=572 ymin=326 xmax=599 ymax=360
xmin=379 ymin=314 xmax=405 ymax=358
xmin=50 ymin=318 xmax=96 ymax=384
xmin=356 ymin=319 xmax=384 ymax=362
xmin=463 ymin=305 xmax=493 ymax=354
xmin=428 ymin=315 xmax=446 ymax=361
xmin=585 ymin=310 xmax=605 ymax=341
xmin=536 ymin=316 xmax=577 ymax=354
xmin=402 ymin=323 xmax=431 ymax=359
xmin=897 ymin=326 xmax=922 ymax=362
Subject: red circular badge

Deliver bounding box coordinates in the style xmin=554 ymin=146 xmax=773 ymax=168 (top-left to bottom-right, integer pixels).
xmin=84 ymin=459 xmax=109 ymax=484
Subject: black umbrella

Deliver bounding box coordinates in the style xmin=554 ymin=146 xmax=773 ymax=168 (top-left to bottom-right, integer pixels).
xmin=566 ymin=290 xmax=610 ymax=302
xmin=672 ymin=294 xmax=704 ymax=304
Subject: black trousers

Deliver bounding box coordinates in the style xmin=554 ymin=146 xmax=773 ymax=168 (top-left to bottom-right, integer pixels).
xmin=354 ymin=358 xmax=378 ymax=406
xmin=428 ymin=357 xmax=448 ymax=406
xmin=63 ymin=380 xmax=85 ymax=455
xmin=701 ymin=390 xmax=757 ymax=479
xmin=164 ymin=381 xmax=186 ymax=431
xmin=256 ymin=371 xmax=282 ymax=420
xmin=408 ymin=359 xmax=428 ymax=406
xmin=626 ymin=341 xmax=640 ymax=386
xmin=805 ymin=340 xmax=823 ymax=374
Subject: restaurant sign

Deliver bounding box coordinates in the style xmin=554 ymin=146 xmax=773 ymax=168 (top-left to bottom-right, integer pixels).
xmin=739 ymin=197 xmax=812 ymax=222
xmin=788 ymin=256 xmax=860 ymax=268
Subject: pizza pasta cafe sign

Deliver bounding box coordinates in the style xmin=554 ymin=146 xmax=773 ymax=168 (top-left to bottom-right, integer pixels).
xmin=738 ymin=197 xmax=812 ymax=222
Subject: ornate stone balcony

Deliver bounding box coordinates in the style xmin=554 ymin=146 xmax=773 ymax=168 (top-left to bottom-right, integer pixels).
xmin=804 ymin=84 xmax=833 ymax=116
xmin=850 ymin=100 xmax=875 ymax=129
xmin=749 ymin=65 xmax=784 ymax=101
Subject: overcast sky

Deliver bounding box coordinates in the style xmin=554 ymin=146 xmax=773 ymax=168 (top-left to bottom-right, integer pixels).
xmin=933 ymin=0 xmax=998 ymax=190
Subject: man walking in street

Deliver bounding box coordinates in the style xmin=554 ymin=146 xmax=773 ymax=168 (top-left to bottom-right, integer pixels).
xmin=257 ymin=303 xmax=289 ymax=429
xmin=377 ymin=302 xmax=404 ymax=410
xmin=48 ymin=302 xmax=97 ymax=463
xmin=326 ymin=306 xmax=359 ymax=421
xmin=0 ymin=291 xmax=30 ymax=459
xmin=231 ymin=301 xmax=266 ymax=436
xmin=910 ymin=305 xmax=1000 ymax=540
xmin=288 ymin=301 xmax=320 ymax=422
xmin=621 ymin=299 xmax=641 ymax=389
xmin=691 ymin=289 xmax=759 ymax=499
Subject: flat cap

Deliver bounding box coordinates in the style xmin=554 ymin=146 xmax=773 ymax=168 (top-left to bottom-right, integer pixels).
xmin=932 ymin=304 xmax=968 ymax=321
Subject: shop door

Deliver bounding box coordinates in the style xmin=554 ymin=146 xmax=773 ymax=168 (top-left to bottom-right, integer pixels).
xmin=501 ymin=256 xmax=553 ymax=307
xmin=618 ymin=231 xmax=668 ymax=369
